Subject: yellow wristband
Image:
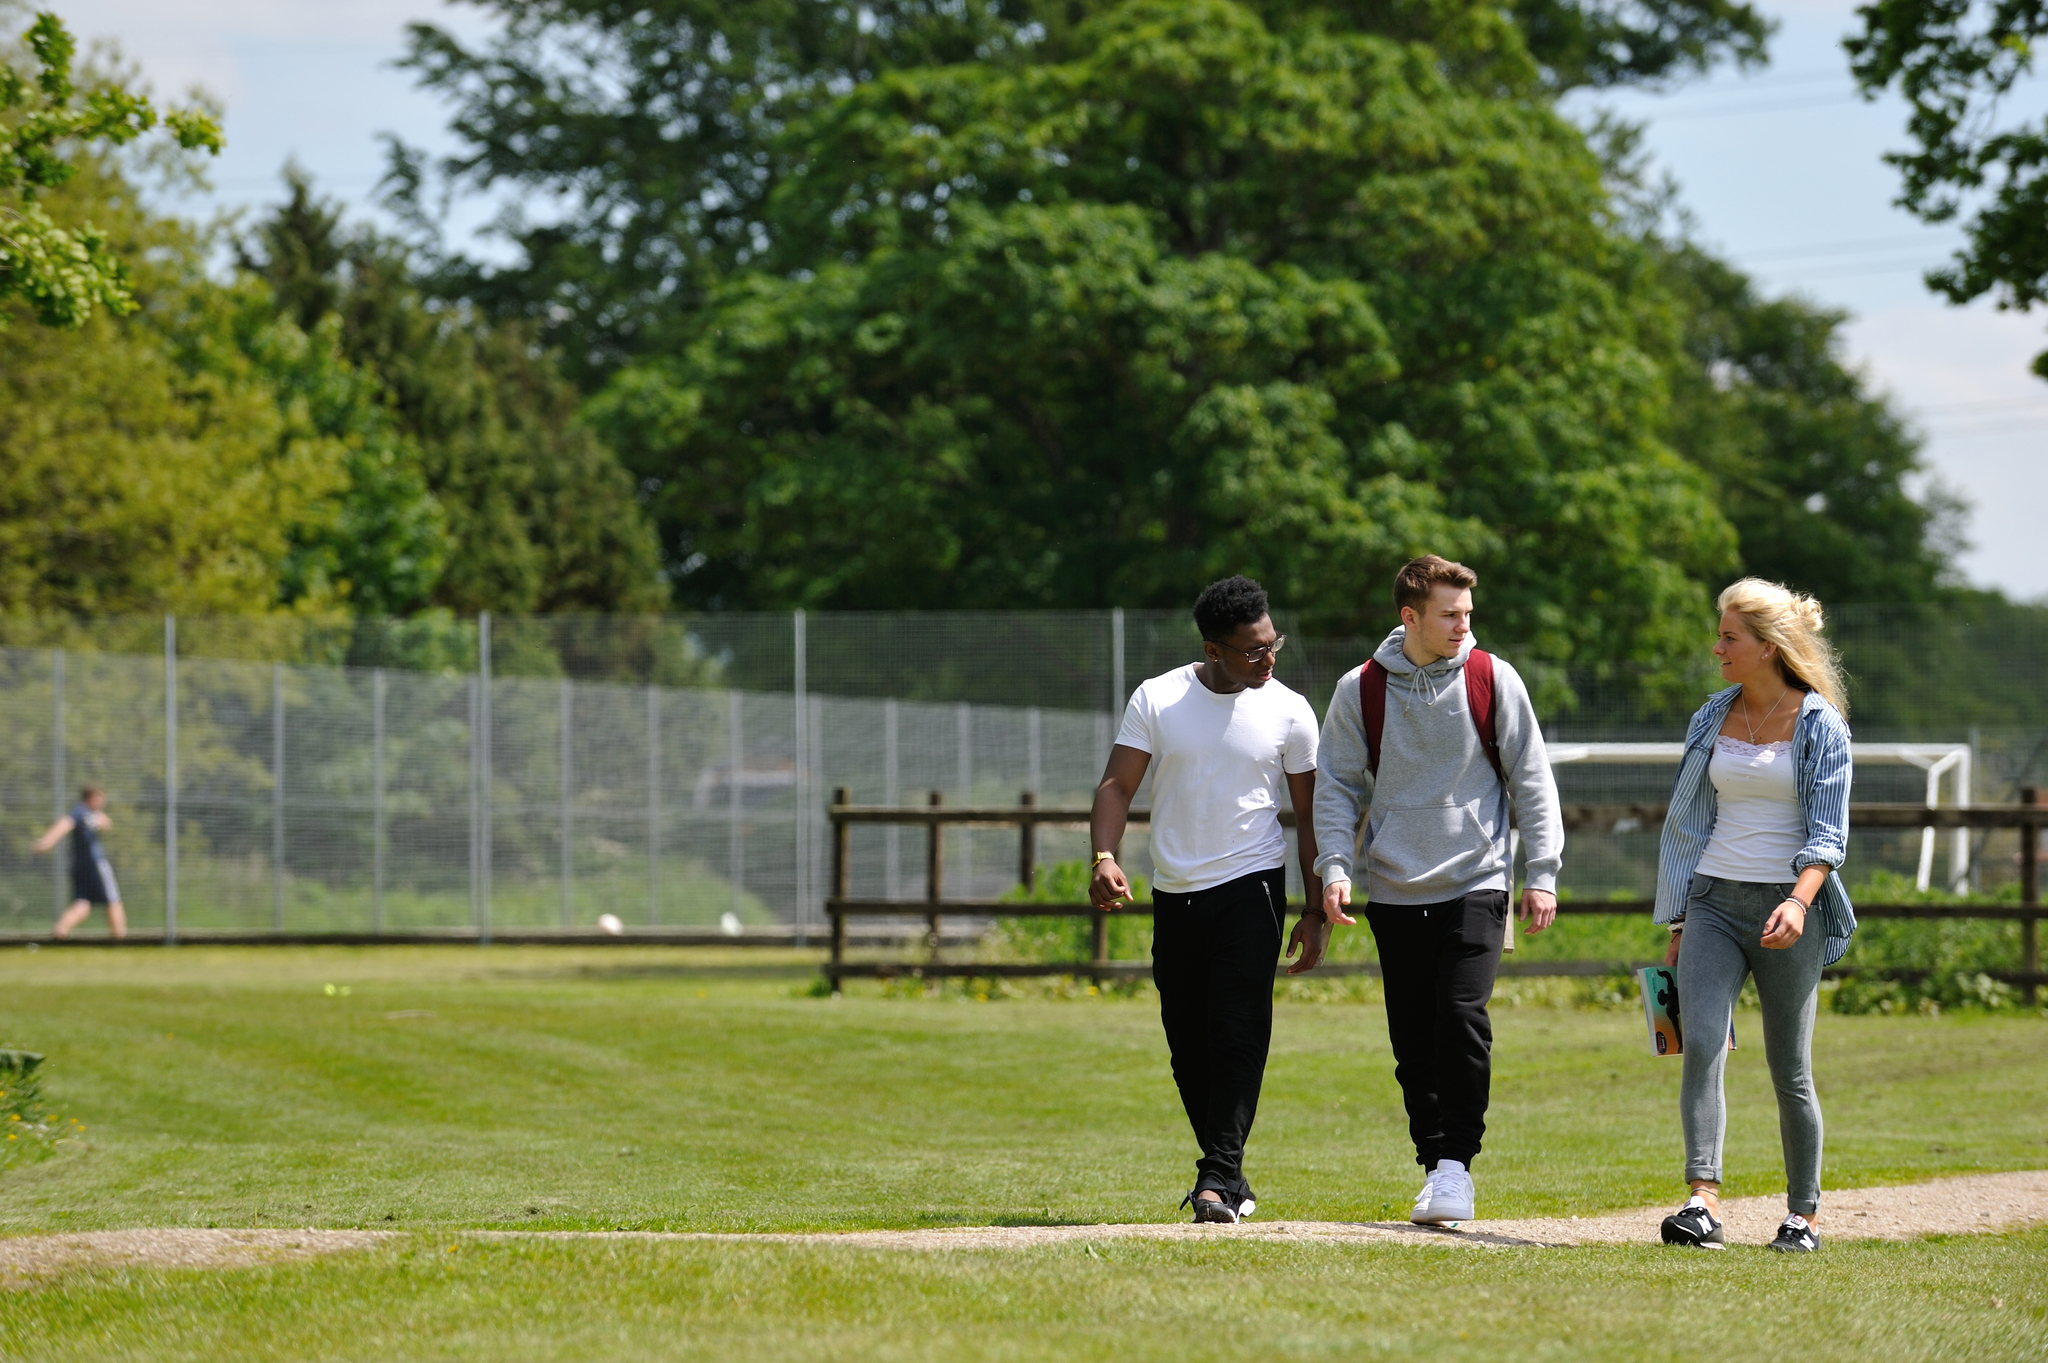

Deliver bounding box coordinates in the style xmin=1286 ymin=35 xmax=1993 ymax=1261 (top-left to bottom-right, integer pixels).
xmin=1091 ymin=851 xmax=1116 ymax=868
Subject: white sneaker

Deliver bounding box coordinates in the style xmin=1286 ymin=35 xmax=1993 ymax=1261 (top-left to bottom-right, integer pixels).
xmin=1411 ymin=1160 xmax=1476 ymax=1224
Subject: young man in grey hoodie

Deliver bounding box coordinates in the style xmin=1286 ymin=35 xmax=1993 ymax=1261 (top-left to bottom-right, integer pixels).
xmin=1305 ymin=555 xmax=1563 ymax=1224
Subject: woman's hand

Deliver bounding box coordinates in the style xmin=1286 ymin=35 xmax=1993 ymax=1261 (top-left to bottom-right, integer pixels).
xmin=1664 ymin=928 xmax=1682 ymax=968
xmin=1761 ymin=899 xmax=1807 ymax=949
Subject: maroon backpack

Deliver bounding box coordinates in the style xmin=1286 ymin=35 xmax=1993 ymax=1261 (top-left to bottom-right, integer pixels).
xmin=1360 ymin=649 xmax=1505 ymax=783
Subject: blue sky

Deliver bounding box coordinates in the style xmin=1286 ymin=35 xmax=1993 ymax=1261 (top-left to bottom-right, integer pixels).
xmin=44 ymin=0 xmax=2048 ymax=601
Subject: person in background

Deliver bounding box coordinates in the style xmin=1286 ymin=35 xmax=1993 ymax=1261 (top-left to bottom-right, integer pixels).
xmin=1653 ymin=578 xmax=1855 ymax=1254
xmin=1089 ymin=575 xmax=1322 ymax=1224
xmin=1311 ymin=555 xmax=1563 ymax=1226
xmin=35 ymin=784 xmax=128 ymax=940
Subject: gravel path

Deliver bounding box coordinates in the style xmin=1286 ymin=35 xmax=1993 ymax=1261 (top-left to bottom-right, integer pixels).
xmin=4 ymin=1171 xmax=2042 ymax=1281
xmin=483 ymin=1170 xmax=2048 ymax=1252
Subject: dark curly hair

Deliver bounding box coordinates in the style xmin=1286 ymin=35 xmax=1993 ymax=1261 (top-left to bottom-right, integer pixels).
xmin=1193 ymin=576 xmax=1271 ymax=642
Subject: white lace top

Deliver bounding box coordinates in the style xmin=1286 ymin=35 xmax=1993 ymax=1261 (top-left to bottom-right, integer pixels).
xmin=1694 ymin=736 xmax=1804 ymax=884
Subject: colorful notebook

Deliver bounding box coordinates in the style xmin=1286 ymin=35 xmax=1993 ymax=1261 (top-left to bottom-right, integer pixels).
xmin=1638 ymin=966 xmax=1736 ymax=1057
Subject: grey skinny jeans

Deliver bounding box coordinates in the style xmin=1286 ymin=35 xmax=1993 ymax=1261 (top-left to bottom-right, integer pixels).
xmin=1676 ymin=874 xmax=1826 ymax=1216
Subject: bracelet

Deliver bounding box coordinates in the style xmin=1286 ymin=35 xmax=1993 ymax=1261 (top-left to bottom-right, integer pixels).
xmin=1091 ymin=851 xmax=1116 ymax=868
xmin=1782 ymin=897 xmax=1810 ymax=912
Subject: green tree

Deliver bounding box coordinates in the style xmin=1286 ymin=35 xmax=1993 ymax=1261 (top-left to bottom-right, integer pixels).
xmin=0 ymin=163 xmax=343 ymax=615
xmin=1847 ymin=0 xmax=2048 ymax=377
xmin=1657 ymin=244 xmax=1964 ymax=604
xmin=391 ymin=0 xmax=1776 ymax=382
xmin=587 ymin=0 xmax=1737 ymax=693
xmin=1 ymin=9 xmax=219 ymax=328
xmin=242 ymin=174 xmax=667 ymax=613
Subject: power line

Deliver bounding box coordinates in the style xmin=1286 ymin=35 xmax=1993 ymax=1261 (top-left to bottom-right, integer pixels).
xmin=1924 ymin=422 xmax=2048 ymax=440
xmin=1653 ymin=92 xmax=1864 ymax=123
xmin=1917 ymin=397 xmax=2048 ymax=415
xmin=1742 ymin=234 xmax=1959 ymax=263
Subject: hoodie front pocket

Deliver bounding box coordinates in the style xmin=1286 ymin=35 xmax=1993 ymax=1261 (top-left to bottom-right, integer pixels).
xmin=1367 ymin=802 xmax=1501 ymax=889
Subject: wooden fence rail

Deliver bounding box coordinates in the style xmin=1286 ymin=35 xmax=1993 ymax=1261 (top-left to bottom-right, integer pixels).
xmin=825 ymin=787 xmax=2046 ymax=1000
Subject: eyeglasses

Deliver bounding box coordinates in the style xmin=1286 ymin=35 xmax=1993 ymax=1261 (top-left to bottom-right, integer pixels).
xmin=1216 ymin=635 xmax=1287 ymax=665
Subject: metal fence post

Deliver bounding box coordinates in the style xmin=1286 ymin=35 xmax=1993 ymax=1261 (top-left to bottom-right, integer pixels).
xmin=164 ymin=615 xmax=177 ymax=946
xmin=1027 ymin=707 xmax=1042 ymax=797
xmin=272 ymin=662 xmax=286 ymax=933
xmin=647 ymin=684 xmax=660 ymax=925
xmin=560 ymin=677 xmax=573 ymax=928
xmin=1112 ymin=606 xmax=1125 ymax=719
xmin=729 ymin=689 xmax=745 ymax=921
xmin=51 ymin=648 xmax=64 ymax=917
xmin=794 ymin=609 xmax=808 ymax=944
xmin=372 ymin=668 xmax=385 ymax=936
xmin=467 ymin=674 xmax=480 ymax=934
xmin=478 ymin=611 xmax=492 ymax=945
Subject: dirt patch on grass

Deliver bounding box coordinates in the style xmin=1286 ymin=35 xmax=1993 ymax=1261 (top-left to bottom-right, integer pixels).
xmin=5 ymin=1171 xmax=2039 ymax=1278
xmin=479 ymin=1170 xmax=2048 ymax=1252
xmin=0 ymin=1229 xmax=398 ymax=1286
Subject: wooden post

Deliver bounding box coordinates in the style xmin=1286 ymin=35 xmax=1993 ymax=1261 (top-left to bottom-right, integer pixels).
xmin=1018 ymin=790 xmax=1037 ymax=893
xmin=1091 ymin=902 xmax=1110 ymax=981
xmin=830 ymin=786 xmax=850 ymax=980
xmin=2023 ymin=787 xmax=2040 ymax=1006
xmin=926 ymin=790 xmax=944 ymax=960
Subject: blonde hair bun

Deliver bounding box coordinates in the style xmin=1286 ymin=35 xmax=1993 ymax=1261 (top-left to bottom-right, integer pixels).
xmin=1716 ymin=577 xmax=1848 ymax=716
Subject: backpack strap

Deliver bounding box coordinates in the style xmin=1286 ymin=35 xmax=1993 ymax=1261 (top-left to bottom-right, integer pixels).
xmin=1465 ymin=649 xmax=1506 ymax=785
xmin=1363 ymin=650 xmax=1506 ymax=784
xmin=1360 ymin=660 xmax=1388 ymax=777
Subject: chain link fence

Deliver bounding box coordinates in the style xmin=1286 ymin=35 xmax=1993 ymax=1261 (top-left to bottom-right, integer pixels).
xmin=0 ymin=606 xmax=2041 ymax=937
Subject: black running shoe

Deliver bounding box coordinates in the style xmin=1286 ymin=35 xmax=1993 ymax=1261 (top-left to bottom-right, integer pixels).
xmin=1768 ymin=1216 xmax=1821 ymax=1252
xmin=1660 ymin=1198 xmax=1726 ymax=1249
xmin=1185 ymin=1191 xmax=1239 ymax=1224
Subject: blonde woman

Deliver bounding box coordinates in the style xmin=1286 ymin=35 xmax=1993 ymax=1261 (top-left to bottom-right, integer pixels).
xmin=1653 ymin=579 xmax=1855 ymax=1253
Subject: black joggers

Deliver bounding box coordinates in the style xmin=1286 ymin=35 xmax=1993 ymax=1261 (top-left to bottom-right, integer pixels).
xmin=1365 ymin=888 xmax=1509 ymax=1169
xmin=1150 ymin=866 xmax=1287 ymax=1203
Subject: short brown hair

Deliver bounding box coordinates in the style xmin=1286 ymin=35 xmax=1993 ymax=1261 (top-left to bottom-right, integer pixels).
xmin=1393 ymin=555 xmax=1477 ymax=614
xmin=79 ymin=783 xmax=104 ymax=802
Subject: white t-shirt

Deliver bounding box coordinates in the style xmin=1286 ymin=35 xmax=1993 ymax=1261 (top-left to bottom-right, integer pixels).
xmin=1696 ymin=736 xmax=1805 ymax=883
xmin=1116 ymin=664 xmax=1319 ymax=894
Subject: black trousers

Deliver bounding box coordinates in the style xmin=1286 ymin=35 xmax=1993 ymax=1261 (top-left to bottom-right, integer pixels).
xmin=1365 ymin=889 xmax=1509 ymax=1169
xmin=1151 ymin=866 xmax=1287 ymax=1202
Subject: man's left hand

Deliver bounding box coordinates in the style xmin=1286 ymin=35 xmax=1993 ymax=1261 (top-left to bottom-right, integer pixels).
xmin=1518 ymin=889 xmax=1557 ymax=934
xmin=1285 ymin=914 xmax=1332 ymax=975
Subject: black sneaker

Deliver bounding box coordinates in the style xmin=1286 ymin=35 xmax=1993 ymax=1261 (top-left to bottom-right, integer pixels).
xmin=1184 ymin=1191 xmax=1239 ymax=1224
xmin=1768 ymin=1216 xmax=1821 ymax=1252
xmin=1660 ymin=1198 xmax=1726 ymax=1248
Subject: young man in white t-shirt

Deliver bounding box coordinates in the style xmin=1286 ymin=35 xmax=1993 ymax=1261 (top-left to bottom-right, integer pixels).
xmin=1088 ymin=576 xmax=1325 ymax=1224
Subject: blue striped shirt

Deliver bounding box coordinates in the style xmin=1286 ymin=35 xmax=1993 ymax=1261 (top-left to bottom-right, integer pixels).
xmin=1654 ymin=686 xmax=1858 ymax=966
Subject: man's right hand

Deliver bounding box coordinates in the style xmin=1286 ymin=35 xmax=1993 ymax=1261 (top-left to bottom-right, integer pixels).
xmin=1321 ymin=878 xmax=1357 ymax=927
xmin=1090 ymin=856 xmax=1133 ymax=910
xmin=1664 ymin=929 xmax=1682 ymax=968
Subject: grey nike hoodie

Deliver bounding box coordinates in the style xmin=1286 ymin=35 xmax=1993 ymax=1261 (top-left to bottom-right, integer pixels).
xmin=1312 ymin=627 xmax=1563 ymax=905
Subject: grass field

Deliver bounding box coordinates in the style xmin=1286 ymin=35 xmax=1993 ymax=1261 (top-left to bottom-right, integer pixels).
xmin=1 ymin=945 xmax=2044 ymax=1360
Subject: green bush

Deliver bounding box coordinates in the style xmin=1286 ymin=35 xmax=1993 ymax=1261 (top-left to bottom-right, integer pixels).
xmin=1827 ymin=871 xmax=2033 ymax=1015
xmin=989 ymin=859 xmax=1154 ymax=964
xmin=1 ymin=1051 xmax=65 ymax=1171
